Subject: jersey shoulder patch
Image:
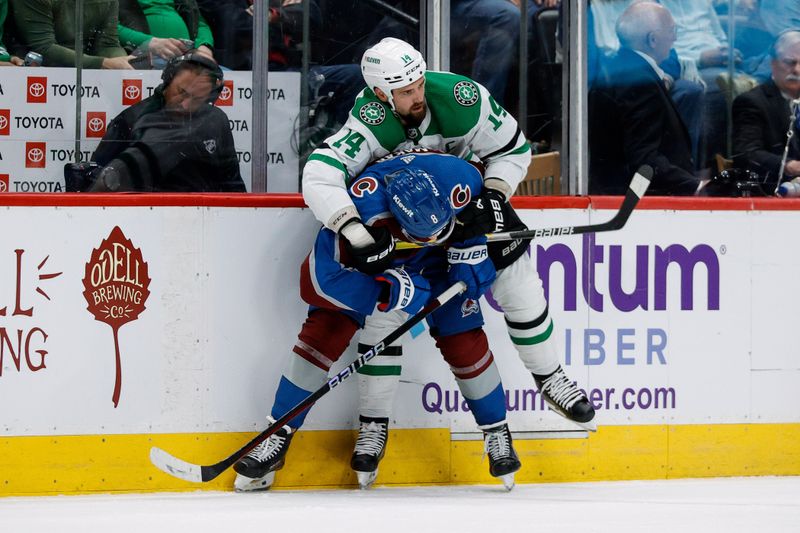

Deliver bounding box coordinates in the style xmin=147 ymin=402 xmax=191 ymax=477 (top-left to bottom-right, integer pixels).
xmin=350 ymin=89 xmax=405 ymax=151
xmin=358 ymin=101 xmax=386 ymax=125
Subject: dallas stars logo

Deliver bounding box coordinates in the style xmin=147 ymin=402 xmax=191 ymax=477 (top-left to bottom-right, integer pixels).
xmin=453 ymin=81 xmax=479 ymax=107
xmin=359 ymin=102 xmax=386 ymax=125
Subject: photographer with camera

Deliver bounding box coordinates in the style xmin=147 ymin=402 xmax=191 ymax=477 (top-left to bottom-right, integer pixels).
xmin=70 ymin=53 xmax=244 ymax=192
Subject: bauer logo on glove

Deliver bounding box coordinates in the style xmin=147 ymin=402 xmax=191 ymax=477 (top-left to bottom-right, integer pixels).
xmin=375 ymin=268 xmax=431 ymax=314
xmin=447 ymin=245 xmax=488 ymax=265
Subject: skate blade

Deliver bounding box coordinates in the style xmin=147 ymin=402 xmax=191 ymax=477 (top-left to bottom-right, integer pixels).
xmin=355 ymin=469 xmax=378 ymax=490
xmin=234 ymin=471 xmax=276 ymax=492
xmin=499 ymin=473 xmax=515 ymax=491
xmin=543 ymin=397 xmax=598 ymax=432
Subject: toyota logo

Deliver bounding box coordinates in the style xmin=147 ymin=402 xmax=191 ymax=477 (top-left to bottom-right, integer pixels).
xmin=124 ymin=85 xmax=141 ymax=100
xmin=0 ymin=115 xmax=7 ymax=130
xmin=88 ymin=117 xmax=104 ymax=132
xmin=0 ymin=180 xmax=6 ymax=193
xmin=28 ymin=147 xmax=44 ymax=163
xmin=220 ymin=86 xmax=232 ymax=101
xmin=29 ymin=83 xmax=45 ymax=98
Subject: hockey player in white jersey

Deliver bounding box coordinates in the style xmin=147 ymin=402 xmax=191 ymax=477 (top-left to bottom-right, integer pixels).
xmin=300 ymin=38 xmax=596 ymax=489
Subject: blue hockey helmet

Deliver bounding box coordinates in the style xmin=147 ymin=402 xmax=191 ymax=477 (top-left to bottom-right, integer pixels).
xmin=385 ymin=168 xmax=455 ymax=244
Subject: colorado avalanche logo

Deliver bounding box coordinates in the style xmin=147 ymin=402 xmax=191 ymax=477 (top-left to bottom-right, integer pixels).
xmin=450 ymin=184 xmax=471 ymax=209
xmin=350 ymin=176 xmax=379 ymax=198
xmin=359 ymin=102 xmax=386 ymax=125
xmin=461 ymin=298 xmax=480 ymax=317
xmin=453 ymin=81 xmax=479 ymax=107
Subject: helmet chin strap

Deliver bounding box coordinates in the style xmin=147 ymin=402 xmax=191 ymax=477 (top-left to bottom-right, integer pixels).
xmin=374 ymin=87 xmax=395 ymax=110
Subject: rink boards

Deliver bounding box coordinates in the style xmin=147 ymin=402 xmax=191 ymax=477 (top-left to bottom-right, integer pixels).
xmin=0 ymin=194 xmax=798 ymax=495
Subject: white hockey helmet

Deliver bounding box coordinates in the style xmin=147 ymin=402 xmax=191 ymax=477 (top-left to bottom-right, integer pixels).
xmin=361 ymin=37 xmax=427 ymax=109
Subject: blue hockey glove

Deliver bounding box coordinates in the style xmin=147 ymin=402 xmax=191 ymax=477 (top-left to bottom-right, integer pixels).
xmin=446 ymin=237 xmax=496 ymax=300
xmin=376 ymin=268 xmax=431 ymax=314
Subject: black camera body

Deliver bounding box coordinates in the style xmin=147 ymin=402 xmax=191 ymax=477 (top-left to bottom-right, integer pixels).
xmin=701 ymin=168 xmax=769 ymax=198
xmin=64 ymin=161 xmax=103 ymax=192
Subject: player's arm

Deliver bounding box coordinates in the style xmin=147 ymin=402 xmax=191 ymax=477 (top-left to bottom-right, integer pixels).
xmin=303 ymin=121 xmax=398 ymax=273
xmin=467 ymin=83 xmax=532 ymax=199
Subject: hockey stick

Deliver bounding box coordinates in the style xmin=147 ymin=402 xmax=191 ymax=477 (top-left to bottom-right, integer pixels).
xmin=150 ymin=280 xmax=467 ymax=483
xmin=396 ymin=164 xmax=653 ymax=250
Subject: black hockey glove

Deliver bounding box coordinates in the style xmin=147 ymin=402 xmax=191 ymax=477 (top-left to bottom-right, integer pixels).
xmin=450 ymin=188 xmax=506 ymax=242
xmin=341 ymin=222 xmax=396 ymax=276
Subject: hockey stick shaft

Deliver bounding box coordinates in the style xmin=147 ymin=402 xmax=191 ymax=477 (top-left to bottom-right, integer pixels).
xmin=150 ymin=281 xmax=467 ymax=483
xmin=396 ymin=164 xmax=653 ymax=250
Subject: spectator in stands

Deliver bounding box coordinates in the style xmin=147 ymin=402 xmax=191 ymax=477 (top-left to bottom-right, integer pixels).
xmin=194 ymin=0 xmax=253 ymax=70
xmin=118 ymin=0 xmax=214 ymax=65
xmin=451 ymin=0 xmax=520 ymax=105
xmin=0 ymin=0 xmax=22 ymax=65
xmin=732 ymin=30 xmax=800 ymax=186
xmin=196 ymin=0 xmax=362 ymax=125
xmin=11 ymin=0 xmax=133 ymax=69
xmin=743 ymin=0 xmax=800 ymax=82
xmin=658 ymin=0 xmax=742 ymax=77
xmin=589 ymin=0 xmax=706 ymax=167
xmin=88 ymin=53 xmax=244 ymax=192
xmin=589 ymin=1 xmax=699 ymax=195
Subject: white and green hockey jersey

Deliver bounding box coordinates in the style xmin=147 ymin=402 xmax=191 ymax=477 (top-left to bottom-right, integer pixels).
xmin=302 ymin=70 xmax=532 ymax=231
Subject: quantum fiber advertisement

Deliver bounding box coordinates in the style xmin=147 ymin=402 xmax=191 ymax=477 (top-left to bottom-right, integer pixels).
xmin=0 ymin=205 xmax=797 ymax=438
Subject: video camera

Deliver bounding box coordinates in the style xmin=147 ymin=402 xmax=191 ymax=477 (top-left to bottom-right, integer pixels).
xmin=700 ymin=168 xmax=769 ymax=198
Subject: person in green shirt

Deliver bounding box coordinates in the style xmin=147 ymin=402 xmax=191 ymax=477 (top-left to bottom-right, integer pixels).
xmin=0 ymin=0 xmax=22 ymax=65
xmin=118 ymin=0 xmax=214 ymax=63
xmin=11 ymin=0 xmax=133 ymax=69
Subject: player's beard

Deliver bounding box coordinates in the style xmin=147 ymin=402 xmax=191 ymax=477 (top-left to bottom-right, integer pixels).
xmin=398 ymin=102 xmax=427 ymax=127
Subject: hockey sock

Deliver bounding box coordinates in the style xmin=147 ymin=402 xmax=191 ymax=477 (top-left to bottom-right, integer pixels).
xmin=436 ymin=329 xmax=507 ymax=426
xmin=505 ymin=304 xmax=560 ymax=376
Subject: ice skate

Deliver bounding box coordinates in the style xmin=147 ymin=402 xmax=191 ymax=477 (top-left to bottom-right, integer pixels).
xmin=350 ymin=416 xmax=389 ymax=489
xmin=233 ymin=417 xmax=294 ymax=492
xmin=483 ymin=422 xmax=521 ymax=491
xmin=535 ymin=366 xmax=597 ymax=432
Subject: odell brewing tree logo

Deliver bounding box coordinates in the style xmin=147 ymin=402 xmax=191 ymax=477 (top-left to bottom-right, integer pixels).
xmin=82 ymin=227 xmax=150 ymax=408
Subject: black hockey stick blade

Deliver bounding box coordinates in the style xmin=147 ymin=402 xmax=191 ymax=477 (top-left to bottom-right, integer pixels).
xmin=149 ymin=281 xmax=467 ymax=483
xmin=486 ymin=164 xmax=653 ymax=242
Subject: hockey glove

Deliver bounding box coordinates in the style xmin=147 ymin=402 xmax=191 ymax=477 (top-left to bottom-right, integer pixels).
xmin=340 ymin=220 xmax=396 ymax=276
xmin=446 ymin=237 xmax=496 ymax=301
xmin=450 ymin=188 xmax=507 ymax=242
xmin=376 ymin=268 xmax=431 ymax=314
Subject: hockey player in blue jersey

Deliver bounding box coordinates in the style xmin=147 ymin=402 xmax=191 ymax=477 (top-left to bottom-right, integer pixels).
xmin=233 ymin=151 xmax=521 ymax=492
xmin=297 ymin=38 xmax=595 ymax=488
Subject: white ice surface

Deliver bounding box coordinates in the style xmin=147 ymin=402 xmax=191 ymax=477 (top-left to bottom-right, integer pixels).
xmin=1 ymin=477 xmax=798 ymax=533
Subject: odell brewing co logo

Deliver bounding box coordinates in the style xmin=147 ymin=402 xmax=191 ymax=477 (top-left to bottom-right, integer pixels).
xmin=122 ymin=79 xmax=142 ymax=105
xmin=0 ymin=251 xmax=62 ymax=377
xmin=215 ymin=80 xmax=234 ymax=106
xmin=0 ymin=174 xmax=8 ymax=192
xmin=82 ymin=227 xmax=151 ymax=408
xmin=27 ymin=76 xmax=48 ymax=103
xmin=0 ymin=109 xmax=9 ymax=135
xmin=25 ymin=142 xmax=46 ymax=168
xmin=86 ymin=111 xmax=107 ymax=138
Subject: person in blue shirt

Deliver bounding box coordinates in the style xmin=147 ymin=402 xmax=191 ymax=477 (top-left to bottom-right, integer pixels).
xmin=233 ymin=151 xmax=521 ymax=492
